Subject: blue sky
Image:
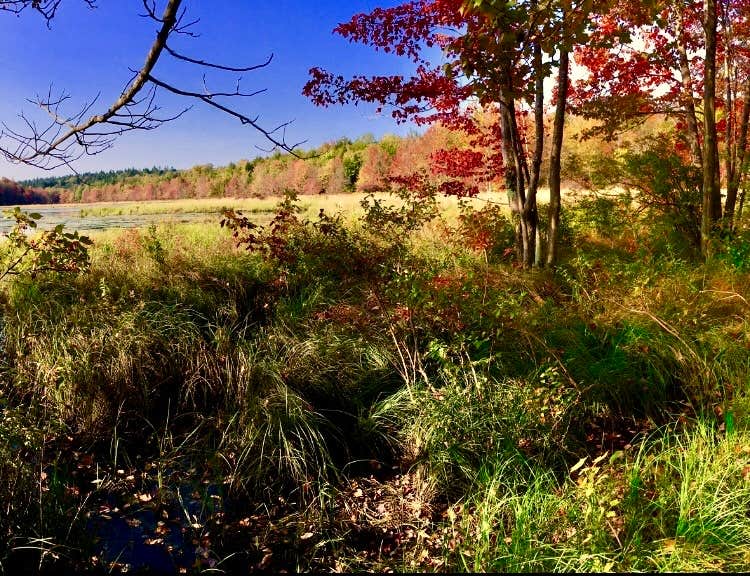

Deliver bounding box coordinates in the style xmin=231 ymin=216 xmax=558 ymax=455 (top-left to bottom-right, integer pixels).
xmin=0 ymin=0 xmax=426 ymax=180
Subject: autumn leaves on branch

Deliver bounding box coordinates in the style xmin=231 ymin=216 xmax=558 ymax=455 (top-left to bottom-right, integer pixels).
xmin=306 ymin=0 xmax=750 ymax=262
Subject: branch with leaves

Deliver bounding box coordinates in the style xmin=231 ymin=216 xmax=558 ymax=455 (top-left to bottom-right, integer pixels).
xmin=0 ymin=208 xmax=92 ymax=283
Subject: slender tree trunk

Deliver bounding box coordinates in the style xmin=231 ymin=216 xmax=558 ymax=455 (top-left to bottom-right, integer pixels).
xmin=508 ymin=97 xmax=531 ymax=263
xmin=676 ymin=7 xmax=703 ymax=167
xmin=702 ymin=0 xmax=722 ymax=255
xmin=499 ymin=61 xmax=538 ymax=267
xmin=547 ymin=48 xmax=569 ymax=268
xmin=724 ymin=51 xmax=734 ymax=190
xmin=499 ymin=89 xmax=526 ymax=262
xmin=738 ymin=186 xmax=747 ymax=220
xmin=721 ymin=3 xmax=737 ymax=224
xmin=725 ymin=76 xmax=750 ymax=224
xmin=526 ymin=42 xmax=544 ymax=268
xmin=499 ymin=101 xmax=517 ymax=199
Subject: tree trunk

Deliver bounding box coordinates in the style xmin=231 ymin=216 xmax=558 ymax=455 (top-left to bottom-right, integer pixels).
xmin=499 ymin=67 xmax=537 ymax=267
xmin=547 ymin=48 xmax=569 ymax=268
xmin=508 ymin=97 xmax=535 ymax=266
xmin=725 ymin=75 xmax=750 ymax=224
xmin=499 ymin=93 xmax=518 ymax=199
xmin=721 ymin=2 xmax=736 ymax=224
xmin=676 ymin=6 xmax=703 ymax=167
xmin=526 ymin=42 xmax=544 ymax=268
xmin=498 ymin=90 xmax=524 ymax=260
xmin=738 ymin=186 xmax=747 ymax=221
xmin=702 ymin=0 xmax=722 ymax=255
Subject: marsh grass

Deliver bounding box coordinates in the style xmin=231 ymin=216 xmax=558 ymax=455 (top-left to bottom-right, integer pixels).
xmin=2 ymin=193 xmax=750 ymax=572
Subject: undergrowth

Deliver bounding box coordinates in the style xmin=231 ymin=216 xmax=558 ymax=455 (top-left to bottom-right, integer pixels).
xmin=0 ymin=192 xmax=749 ymax=573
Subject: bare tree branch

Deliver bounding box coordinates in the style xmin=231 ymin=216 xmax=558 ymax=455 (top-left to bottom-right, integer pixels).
xmin=147 ymin=74 xmax=302 ymax=152
xmin=0 ymin=0 xmax=95 ymax=25
xmin=0 ymin=0 xmax=302 ymax=170
xmin=165 ymin=45 xmax=274 ymax=72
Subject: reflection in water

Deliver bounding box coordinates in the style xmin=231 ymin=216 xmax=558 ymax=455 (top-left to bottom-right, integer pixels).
xmin=0 ymin=205 xmax=217 ymax=233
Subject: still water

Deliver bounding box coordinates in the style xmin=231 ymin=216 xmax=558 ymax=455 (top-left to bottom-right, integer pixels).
xmin=0 ymin=204 xmax=216 ymax=233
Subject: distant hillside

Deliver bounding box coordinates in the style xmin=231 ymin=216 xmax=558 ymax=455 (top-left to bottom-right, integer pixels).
xmin=0 ymin=178 xmax=58 ymax=205
xmin=13 ymin=129 xmax=487 ymax=203
xmin=10 ymin=117 xmax=656 ymax=205
xmin=21 ymin=167 xmax=179 ymax=190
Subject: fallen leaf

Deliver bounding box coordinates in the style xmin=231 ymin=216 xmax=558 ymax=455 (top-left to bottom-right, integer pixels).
xmin=300 ymin=532 xmax=314 ymax=541
xmin=260 ymin=550 xmax=273 ymax=569
xmin=592 ymin=452 xmax=609 ymax=465
xmin=155 ymin=523 xmax=170 ymax=535
xmin=570 ymin=457 xmax=588 ymax=474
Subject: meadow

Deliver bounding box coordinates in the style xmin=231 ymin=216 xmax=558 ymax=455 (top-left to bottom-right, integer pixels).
xmin=1 ymin=190 xmax=750 ymax=573
xmin=17 ymin=192 xmax=514 ymax=227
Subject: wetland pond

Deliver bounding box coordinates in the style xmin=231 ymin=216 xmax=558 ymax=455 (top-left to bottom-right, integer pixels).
xmin=0 ymin=195 xmax=292 ymax=233
xmin=0 ymin=204 xmax=225 ymax=233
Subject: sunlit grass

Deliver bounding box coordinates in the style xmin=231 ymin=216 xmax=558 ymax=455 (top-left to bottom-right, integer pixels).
xmin=54 ymin=190 xmax=516 ymax=220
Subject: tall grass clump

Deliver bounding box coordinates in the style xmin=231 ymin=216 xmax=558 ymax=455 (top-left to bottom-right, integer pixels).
xmin=446 ymin=465 xmax=622 ymax=573
xmin=214 ymin=321 xmax=404 ymax=494
xmin=374 ymin=355 xmax=582 ymax=498
xmin=444 ymin=421 xmax=750 ymax=573
xmin=622 ymin=422 xmax=750 ymax=571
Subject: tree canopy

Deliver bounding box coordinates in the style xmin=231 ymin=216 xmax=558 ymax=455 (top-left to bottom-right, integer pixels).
xmin=307 ymin=0 xmax=750 ymax=260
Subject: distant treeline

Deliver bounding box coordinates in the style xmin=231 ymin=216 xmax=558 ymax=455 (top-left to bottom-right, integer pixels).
xmin=20 ymin=166 xmax=179 ymax=190
xmin=0 ymin=178 xmax=60 ymax=205
xmin=3 ymin=116 xmax=657 ymax=206
xmin=5 ymin=129 xmax=490 ymax=203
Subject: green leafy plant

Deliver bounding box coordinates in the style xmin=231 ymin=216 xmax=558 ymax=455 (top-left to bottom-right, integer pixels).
xmin=619 ymin=134 xmax=703 ymax=252
xmin=221 ymin=190 xmax=304 ymax=265
xmin=142 ymin=224 xmax=166 ymax=265
xmin=0 ymin=208 xmax=92 ymax=282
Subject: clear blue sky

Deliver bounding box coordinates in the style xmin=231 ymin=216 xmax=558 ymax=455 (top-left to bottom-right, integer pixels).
xmin=0 ymin=0 xmax=425 ymax=180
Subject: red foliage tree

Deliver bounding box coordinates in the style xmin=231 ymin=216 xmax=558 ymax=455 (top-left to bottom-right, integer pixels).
xmin=356 ymin=144 xmax=393 ymax=193
xmin=571 ymin=0 xmax=750 ymax=250
xmin=305 ymin=8 xmax=495 ymax=172
xmin=306 ymin=0 xmax=603 ymax=266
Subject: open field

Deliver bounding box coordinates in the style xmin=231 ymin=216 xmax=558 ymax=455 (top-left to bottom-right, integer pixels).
xmin=1 ymin=189 xmax=579 ymax=234
xmin=1 ymin=192 xmax=512 ymax=232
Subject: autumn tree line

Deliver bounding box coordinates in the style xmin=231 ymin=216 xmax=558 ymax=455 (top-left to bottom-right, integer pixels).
xmin=8 ymin=126 xmax=512 ymax=204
